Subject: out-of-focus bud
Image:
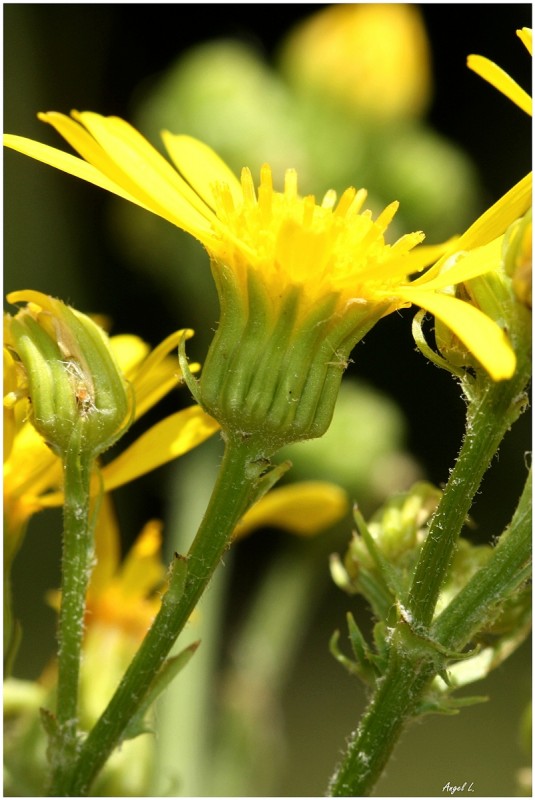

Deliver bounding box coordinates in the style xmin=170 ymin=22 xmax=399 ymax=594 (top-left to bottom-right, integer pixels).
xmin=5 ymin=290 xmax=131 ymax=459
xmin=344 ymin=482 xmax=442 ymax=577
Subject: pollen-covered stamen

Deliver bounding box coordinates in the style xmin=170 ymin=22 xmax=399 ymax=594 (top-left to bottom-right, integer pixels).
xmin=321 ymin=189 xmax=338 ymax=210
xmin=374 ymin=201 xmax=400 ymax=234
xmin=302 ymin=195 xmax=317 ymax=229
xmin=284 ymin=168 xmax=298 ymax=200
xmin=258 ymin=164 xmax=273 ymax=223
xmin=211 ymin=181 xmax=237 ymax=226
xmin=389 ymin=231 xmax=427 ymax=259
xmin=240 ymin=167 xmax=257 ymax=208
xmin=341 ymin=188 xmax=368 ymax=219
xmin=354 ymin=203 xmax=399 ymax=257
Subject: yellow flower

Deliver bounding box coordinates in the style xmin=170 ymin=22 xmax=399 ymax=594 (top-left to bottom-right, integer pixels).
xmin=3 ymin=113 xmax=519 ymax=390
xmin=415 ymin=28 xmax=532 ymax=378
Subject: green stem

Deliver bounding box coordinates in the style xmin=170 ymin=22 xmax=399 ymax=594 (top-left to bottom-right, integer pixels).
xmin=328 ymin=369 xmax=530 ymax=797
xmin=329 ymin=470 xmax=532 ymax=796
xmin=49 ymin=445 xmax=95 ymax=795
xmin=65 ymin=437 xmax=266 ymax=797
xmin=328 ymin=639 xmax=436 ymax=797
xmin=407 ymin=376 xmax=529 ymax=629
xmin=432 ymin=468 xmax=532 ymax=651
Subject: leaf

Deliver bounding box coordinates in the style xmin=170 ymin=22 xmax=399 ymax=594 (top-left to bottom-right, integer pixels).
xmin=121 ymin=641 xmax=200 ymax=742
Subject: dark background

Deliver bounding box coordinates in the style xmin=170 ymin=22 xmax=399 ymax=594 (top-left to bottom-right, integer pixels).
xmin=4 ymin=4 xmax=532 ymax=796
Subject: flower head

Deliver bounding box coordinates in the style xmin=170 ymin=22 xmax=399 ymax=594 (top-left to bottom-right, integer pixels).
xmin=3 ymin=111 xmax=520 ymax=448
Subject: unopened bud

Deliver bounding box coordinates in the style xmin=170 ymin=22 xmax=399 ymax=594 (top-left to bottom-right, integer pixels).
xmin=5 ymin=290 xmax=131 ymax=458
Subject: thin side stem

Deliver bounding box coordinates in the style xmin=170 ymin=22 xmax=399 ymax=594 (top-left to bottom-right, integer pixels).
xmin=49 ymin=445 xmax=95 ymax=795
xmin=328 ymin=367 xmax=531 ymax=797
xmin=432 ymin=468 xmax=532 ymax=651
xmin=65 ymin=437 xmax=265 ymax=797
xmin=407 ymin=377 xmax=528 ymax=629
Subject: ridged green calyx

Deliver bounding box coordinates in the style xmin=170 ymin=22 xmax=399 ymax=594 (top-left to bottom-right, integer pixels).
xmin=194 ymin=264 xmax=387 ymax=456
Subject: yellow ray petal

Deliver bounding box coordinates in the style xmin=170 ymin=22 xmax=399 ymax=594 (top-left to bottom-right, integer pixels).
xmin=74 ymin=112 xmax=215 ymax=235
xmin=127 ymin=328 xmax=192 ymax=382
xmin=457 ymin=172 xmax=532 ymax=250
xmin=414 ymin=236 xmax=504 ymax=292
xmin=117 ymin=520 xmax=165 ymax=597
xmin=162 ymin=132 xmax=243 ymax=210
xmin=124 ymin=329 xmax=195 ymax=419
xmin=90 ymin=494 xmax=122 ymax=594
xmin=419 ymin=173 xmax=533 ymax=286
xmin=517 ymin=28 xmax=532 ymax=56
xmin=4 ymin=133 xmax=151 ymax=209
xmin=109 ymin=335 xmax=151 ymax=375
xmin=234 ymin=481 xmax=349 ymax=539
xmin=398 ymin=288 xmax=516 ymax=380
xmin=38 ymin=111 xmax=158 ymax=200
xmin=38 ymin=111 xmax=196 ymax=228
xmin=467 ymin=54 xmax=532 ymax=116
xmin=100 ymin=405 xmax=220 ymax=491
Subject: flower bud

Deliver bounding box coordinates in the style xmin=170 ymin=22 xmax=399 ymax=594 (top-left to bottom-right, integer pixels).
xmin=344 ymin=481 xmax=442 ymax=577
xmin=5 ymin=291 xmax=131 ymax=458
xmin=503 ymin=208 xmax=532 ymax=308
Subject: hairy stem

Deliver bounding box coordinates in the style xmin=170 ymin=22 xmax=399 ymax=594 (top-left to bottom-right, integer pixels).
xmin=65 ymin=437 xmax=269 ymax=796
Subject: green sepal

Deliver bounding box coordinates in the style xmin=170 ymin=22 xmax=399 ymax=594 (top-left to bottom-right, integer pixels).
xmin=415 ymin=692 xmax=489 ymax=717
xmin=178 ymin=331 xmax=202 ymax=406
xmin=245 ymin=459 xmax=292 ymax=509
xmin=395 ymin=605 xmax=481 ymax=668
xmin=370 ymin=621 xmax=390 ymax=672
xmin=412 ymin=308 xmax=469 ymax=382
xmin=199 ymin=264 xmax=386 ymax=454
xmin=353 ymin=505 xmax=403 ymax=602
xmin=330 ymin=613 xmax=378 ymax=685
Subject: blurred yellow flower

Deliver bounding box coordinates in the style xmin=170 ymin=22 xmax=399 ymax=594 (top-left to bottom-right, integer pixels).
xmin=78 ymin=497 xmax=166 ymax=725
xmin=280 ymin=3 xmax=432 ymax=120
xmin=234 ymin=480 xmax=349 ymax=539
xmin=3 ymin=115 xmax=520 ymax=381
